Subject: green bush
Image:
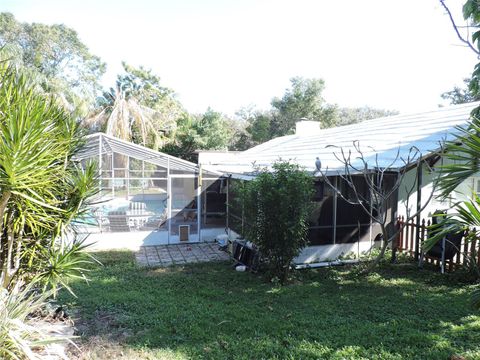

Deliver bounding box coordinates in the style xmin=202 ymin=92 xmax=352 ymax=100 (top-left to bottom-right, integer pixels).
xmin=240 ymin=161 xmax=313 ymax=283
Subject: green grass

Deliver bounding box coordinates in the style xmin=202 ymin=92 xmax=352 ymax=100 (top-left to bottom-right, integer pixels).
xmin=59 ymin=251 xmax=480 ymax=359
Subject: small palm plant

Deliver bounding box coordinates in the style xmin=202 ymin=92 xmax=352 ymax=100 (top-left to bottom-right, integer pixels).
xmin=0 ymin=52 xmax=99 ymax=359
xmin=0 ymin=58 xmax=98 ymax=289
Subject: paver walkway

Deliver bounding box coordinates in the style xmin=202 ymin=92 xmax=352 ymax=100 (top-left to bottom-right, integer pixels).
xmin=135 ymin=243 xmax=230 ymax=267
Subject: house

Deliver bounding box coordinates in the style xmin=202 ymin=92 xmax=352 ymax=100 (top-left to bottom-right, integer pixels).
xmin=201 ymin=102 xmax=480 ymax=263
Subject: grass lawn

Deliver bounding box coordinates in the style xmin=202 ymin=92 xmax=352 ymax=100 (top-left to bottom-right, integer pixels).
xmin=59 ymin=251 xmax=480 ymax=359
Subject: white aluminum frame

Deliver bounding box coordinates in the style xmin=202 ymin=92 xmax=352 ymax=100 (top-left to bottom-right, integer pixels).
xmin=74 ymin=133 xmax=225 ymax=242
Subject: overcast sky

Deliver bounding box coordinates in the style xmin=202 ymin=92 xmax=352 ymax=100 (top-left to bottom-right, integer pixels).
xmin=0 ymin=0 xmax=477 ymax=116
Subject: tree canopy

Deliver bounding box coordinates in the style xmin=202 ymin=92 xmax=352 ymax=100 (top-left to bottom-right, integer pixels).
xmin=161 ymin=108 xmax=233 ymax=162
xmin=0 ymin=12 xmax=106 ymax=116
xmin=234 ymin=79 xmax=397 ymax=149
xmin=441 ymin=78 xmax=480 ymax=105
xmin=270 ymin=77 xmax=337 ymax=137
xmin=335 ymin=106 xmax=398 ymax=126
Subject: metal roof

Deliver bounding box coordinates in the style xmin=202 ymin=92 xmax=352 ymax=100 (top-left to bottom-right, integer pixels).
xmin=204 ymin=102 xmax=480 ymax=177
xmin=76 ymin=133 xmax=221 ymax=175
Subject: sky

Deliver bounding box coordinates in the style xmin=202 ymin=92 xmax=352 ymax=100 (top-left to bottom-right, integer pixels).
xmin=0 ymin=0 xmax=477 ymax=117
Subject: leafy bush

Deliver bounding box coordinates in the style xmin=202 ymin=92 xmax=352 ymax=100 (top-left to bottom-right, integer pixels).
xmin=240 ymin=161 xmax=313 ymax=283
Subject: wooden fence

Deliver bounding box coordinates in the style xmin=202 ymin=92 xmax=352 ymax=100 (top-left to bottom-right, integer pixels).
xmin=396 ymin=216 xmax=480 ymax=271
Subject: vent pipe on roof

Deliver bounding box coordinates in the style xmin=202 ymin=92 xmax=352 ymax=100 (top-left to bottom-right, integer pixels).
xmin=295 ymin=119 xmax=321 ymax=136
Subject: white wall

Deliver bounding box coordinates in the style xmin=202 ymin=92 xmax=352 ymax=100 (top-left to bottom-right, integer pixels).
xmin=226 ymin=228 xmax=377 ymax=264
xmin=294 ymin=241 xmax=377 ymax=264
xmin=398 ymin=157 xmax=477 ymax=221
xmin=397 ymin=165 xmax=441 ymax=219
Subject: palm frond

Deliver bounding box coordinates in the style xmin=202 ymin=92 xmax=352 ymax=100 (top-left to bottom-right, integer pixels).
xmin=437 ymin=115 xmax=480 ymax=198
xmin=84 ymin=85 xmax=179 ymax=149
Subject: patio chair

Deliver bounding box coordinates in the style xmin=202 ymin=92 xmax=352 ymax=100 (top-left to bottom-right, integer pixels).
xmin=107 ymin=210 xmax=131 ymax=232
xmin=129 ymin=201 xmax=146 ymax=213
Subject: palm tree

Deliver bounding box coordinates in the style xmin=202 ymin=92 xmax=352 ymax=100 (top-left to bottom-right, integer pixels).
xmin=84 ymin=65 xmax=183 ymax=150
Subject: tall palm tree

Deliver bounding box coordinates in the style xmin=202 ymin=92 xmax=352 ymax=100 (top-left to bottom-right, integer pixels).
xmin=84 ymin=68 xmax=182 ymax=150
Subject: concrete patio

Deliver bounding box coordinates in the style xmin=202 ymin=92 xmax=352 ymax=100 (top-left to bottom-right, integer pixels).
xmin=135 ymin=242 xmax=230 ymax=267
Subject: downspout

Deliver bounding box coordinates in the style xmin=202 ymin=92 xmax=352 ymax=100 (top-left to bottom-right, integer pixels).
xmin=197 ymin=165 xmax=202 ymax=242
xmin=415 ymin=161 xmax=423 ymax=261
xmin=226 ymin=176 xmax=230 ymax=235
xmin=126 ymin=155 xmax=130 ymax=199
xmin=98 ymin=135 xmax=103 ymax=232
xmin=333 ymin=177 xmax=338 ymax=244
xmin=167 ymin=158 xmax=171 ymax=245
xmin=98 ymin=134 xmax=102 ymax=194
xmin=111 ymin=151 xmax=115 ymax=197
xmin=391 ymin=173 xmax=399 ymax=263
xmin=241 ymin=180 xmax=245 ymax=236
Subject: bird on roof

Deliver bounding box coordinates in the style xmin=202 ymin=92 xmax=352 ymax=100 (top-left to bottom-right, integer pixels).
xmin=315 ymin=157 xmax=322 ymax=172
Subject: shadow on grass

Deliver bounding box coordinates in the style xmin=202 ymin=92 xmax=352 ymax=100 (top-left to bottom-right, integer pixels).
xmin=60 ymin=251 xmax=480 ymax=359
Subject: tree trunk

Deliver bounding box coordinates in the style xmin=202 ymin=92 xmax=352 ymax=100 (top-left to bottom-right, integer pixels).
xmin=362 ymin=224 xmax=390 ymax=274
xmin=0 ymin=190 xmax=12 ymax=288
xmin=280 ymin=264 xmax=290 ymax=285
xmin=1 ymin=211 xmax=18 ymax=289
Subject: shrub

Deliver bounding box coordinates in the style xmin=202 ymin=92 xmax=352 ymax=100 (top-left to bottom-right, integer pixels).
xmin=241 ymin=161 xmax=313 ymax=283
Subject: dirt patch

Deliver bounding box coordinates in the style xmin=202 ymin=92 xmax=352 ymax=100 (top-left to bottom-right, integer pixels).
xmin=68 ymin=308 xmax=144 ymax=359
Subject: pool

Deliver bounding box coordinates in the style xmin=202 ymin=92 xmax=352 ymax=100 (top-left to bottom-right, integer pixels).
xmin=78 ymin=196 xmax=167 ymax=228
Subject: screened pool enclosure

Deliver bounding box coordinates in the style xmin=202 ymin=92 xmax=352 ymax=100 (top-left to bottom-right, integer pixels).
xmin=75 ymin=133 xmax=227 ymax=245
